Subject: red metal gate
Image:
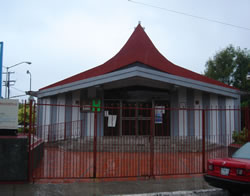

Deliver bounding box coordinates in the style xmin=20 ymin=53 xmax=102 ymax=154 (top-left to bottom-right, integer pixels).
xmin=24 ymin=101 xmax=249 ymax=182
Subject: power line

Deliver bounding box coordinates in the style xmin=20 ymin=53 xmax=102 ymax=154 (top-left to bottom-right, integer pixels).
xmin=128 ymin=0 xmax=250 ymax=31
xmin=10 ymin=94 xmax=27 ymax=98
xmin=11 ymin=86 xmax=25 ymax=93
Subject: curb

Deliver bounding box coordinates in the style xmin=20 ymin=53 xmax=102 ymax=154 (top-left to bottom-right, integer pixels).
xmin=109 ymin=188 xmax=226 ymax=196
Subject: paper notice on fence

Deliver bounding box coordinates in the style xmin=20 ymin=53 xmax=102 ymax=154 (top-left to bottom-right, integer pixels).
xmin=155 ymin=106 xmax=165 ymax=124
xmin=155 ymin=106 xmax=165 ymax=114
xmin=104 ymin=110 xmax=109 ymax=117
xmin=108 ymin=115 xmax=117 ymax=127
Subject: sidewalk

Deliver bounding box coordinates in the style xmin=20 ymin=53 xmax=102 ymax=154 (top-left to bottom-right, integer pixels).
xmin=0 ymin=175 xmax=227 ymax=196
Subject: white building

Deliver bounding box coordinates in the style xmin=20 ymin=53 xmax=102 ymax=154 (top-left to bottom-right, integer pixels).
xmin=36 ymin=24 xmax=241 ymax=143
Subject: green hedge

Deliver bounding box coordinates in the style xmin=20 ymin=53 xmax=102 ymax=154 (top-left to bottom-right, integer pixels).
xmin=232 ymin=127 xmax=248 ymax=144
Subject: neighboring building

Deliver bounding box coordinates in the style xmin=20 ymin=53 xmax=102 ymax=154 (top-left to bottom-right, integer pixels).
xmin=37 ymin=24 xmax=241 ymax=141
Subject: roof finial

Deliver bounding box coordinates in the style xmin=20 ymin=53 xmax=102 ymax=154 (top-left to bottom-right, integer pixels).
xmin=136 ymin=21 xmax=145 ymax=30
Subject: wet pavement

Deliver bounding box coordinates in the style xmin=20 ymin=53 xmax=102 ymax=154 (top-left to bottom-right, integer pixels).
xmin=0 ymin=175 xmax=233 ymax=196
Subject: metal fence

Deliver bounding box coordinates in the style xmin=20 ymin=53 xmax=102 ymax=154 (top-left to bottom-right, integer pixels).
xmin=24 ymin=101 xmax=250 ymax=181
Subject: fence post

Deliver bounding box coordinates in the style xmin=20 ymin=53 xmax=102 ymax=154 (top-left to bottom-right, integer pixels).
xmin=150 ymin=107 xmax=155 ymax=177
xmin=247 ymin=107 xmax=250 ymax=142
xmin=64 ymin=105 xmax=67 ymax=140
xmin=28 ymin=100 xmax=33 ymax=182
xmin=24 ymin=100 xmax=27 ymax=134
xmin=202 ymin=108 xmax=206 ymax=173
xmin=32 ymin=102 xmax=36 ymax=182
xmin=93 ymin=109 xmax=97 ymax=178
xmin=32 ymin=102 xmax=36 ymax=135
xmin=247 ymin=107 xmax=250 ymax=140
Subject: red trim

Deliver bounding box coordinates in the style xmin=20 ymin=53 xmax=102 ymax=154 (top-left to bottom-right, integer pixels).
xmin=40 ymin=24 xmax=237 ymax=91
xmin=0 ymin=135 xmax=27 ymax=139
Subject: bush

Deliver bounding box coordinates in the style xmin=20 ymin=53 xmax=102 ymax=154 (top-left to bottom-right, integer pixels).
xmin=18 ymin=127 xmax=29 ymax=133
xmin=232 ymin=127 xmax=248 ymax=144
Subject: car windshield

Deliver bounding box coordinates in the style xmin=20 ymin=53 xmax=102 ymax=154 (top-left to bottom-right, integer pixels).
xmin=232 ymin=142 xmax=250 ymax=160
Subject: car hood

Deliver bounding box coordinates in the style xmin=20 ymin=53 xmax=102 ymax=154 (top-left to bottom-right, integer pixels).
xmin=208 ymin=158 xmax=250 ymax=169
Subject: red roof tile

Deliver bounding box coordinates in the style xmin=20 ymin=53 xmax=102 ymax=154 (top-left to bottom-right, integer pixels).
xmin=40 ymin=24 xmax=236 ymax=91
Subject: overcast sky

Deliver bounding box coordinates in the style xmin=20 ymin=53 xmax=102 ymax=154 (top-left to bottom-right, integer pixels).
xmin=1 ymin=0 xmax=250 ymax=100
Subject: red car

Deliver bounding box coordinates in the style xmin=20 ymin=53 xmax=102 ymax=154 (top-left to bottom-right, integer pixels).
xmin=204 ymin=142 xmax=250 ymax=195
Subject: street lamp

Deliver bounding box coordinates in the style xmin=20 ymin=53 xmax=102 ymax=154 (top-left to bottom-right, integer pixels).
xmin=4 ymin=61 xmax=31 ymax=98
xmin=6 ymin=61 xmax=32 ymax=70
xmin=26 ymin=70 xmax=31 ymax=91
xmin=26 ymin=70 xmax=34 ymax=101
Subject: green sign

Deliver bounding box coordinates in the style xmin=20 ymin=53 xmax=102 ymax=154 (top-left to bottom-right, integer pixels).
xmin=92 ymin=99 xmax=101 ymax=112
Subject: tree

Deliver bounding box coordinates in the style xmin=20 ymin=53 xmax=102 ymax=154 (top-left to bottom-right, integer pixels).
xmin=18 ymin=103 xmax=30 ymax=126
xmin=233 ymin=48 xmax=250 ymax=91
xmin=18 ymin=102 xmax=35 ymax=133
xmin=204 ymin=45 xmax=250 ymax=91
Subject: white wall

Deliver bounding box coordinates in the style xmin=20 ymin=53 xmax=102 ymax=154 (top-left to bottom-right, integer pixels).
xmin=72 ymin=91 xmax=80 ymax=138
xmin=194 ymin=90 xmax=202 ymax=137
xmin=210 ymin=94 xmax=218 ymax=136
xmin=226 ymin=97 xmax=235 ymax=144
xmin=178 ymin=87 xmax=187 ymax=136
xmin=175 ymin=89 xmax=237 ymax=146
xmin=56 ymin=94 xmax=65 ymax=140
xmin=38 ymin=87 xmax=239 ymax=145
xmin=40 ymin=98 xmax=50 ymax=142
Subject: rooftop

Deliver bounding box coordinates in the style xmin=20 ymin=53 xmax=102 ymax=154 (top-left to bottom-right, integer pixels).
xmin=40 ymin=24 xmax=236 ymax=91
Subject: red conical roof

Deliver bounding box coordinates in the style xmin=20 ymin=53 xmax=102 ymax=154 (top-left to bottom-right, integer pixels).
xmin=40 ymin=24 xmax=236 ymax=91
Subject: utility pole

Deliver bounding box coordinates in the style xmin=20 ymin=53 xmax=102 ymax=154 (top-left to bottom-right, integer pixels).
xmin=3 ymin=71 xmax=15 ymax=98
xmin=2 ymin=61 xmax=31 ymax=99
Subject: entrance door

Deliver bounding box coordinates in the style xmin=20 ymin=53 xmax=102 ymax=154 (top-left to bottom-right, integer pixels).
xmin=122 ymin=101 xmax=152 ymax=135
xmin=103 ymin=100 xmax=170 ymax=136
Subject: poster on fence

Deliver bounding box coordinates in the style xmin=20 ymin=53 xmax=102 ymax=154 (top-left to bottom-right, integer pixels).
xmin=108 ymin=115 xmax=117 ymax=127
xmin=155 ymin=106 xmax=165 ymax=124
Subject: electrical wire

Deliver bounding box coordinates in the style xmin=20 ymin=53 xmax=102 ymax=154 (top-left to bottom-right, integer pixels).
xmin=10 ymin=94 xmax=27 ymax=98
xmin=11 ymin=86 xmax=25 ymax=93
xmin=128 ymin=0 xmax=250 ymax=31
